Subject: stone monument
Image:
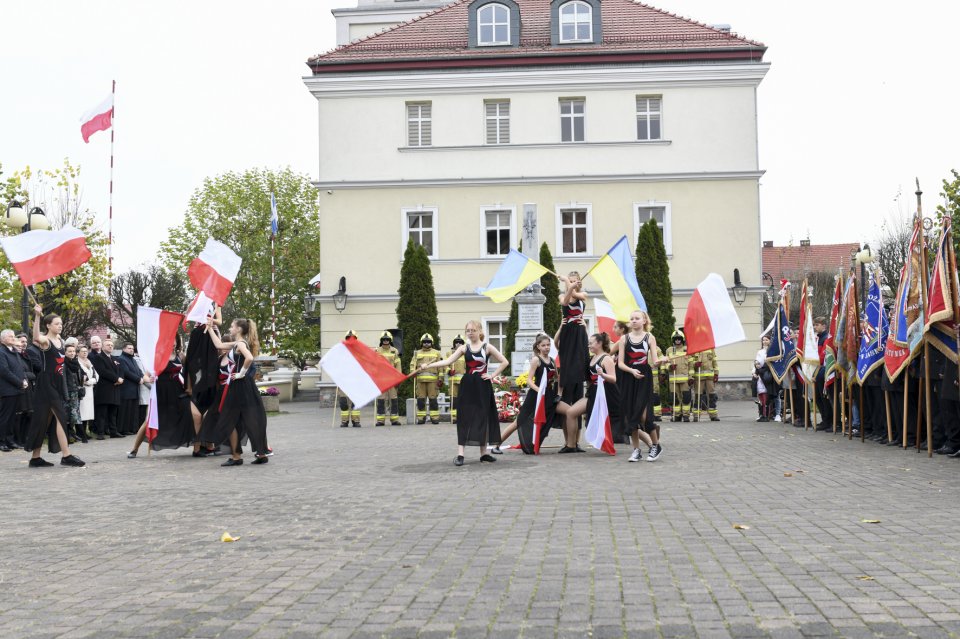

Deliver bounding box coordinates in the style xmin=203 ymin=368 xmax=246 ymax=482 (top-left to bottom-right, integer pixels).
xmin=511 ymin=204 xmax=547 ymax=377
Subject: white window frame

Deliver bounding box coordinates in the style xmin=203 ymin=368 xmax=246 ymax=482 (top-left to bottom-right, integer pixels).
xmin=633 ymin=201 xmax=672 ymax=257
xmin=636 ymin=95 xmax=663 ymax=141
xmin=581 ymin=315 xmax=596 ymax=336
xmin=484 ymin=99 xmax=510 ymax=145
xmin=559 ymin=0 xmax=593 ymax=43
xmin=559 ymin=98 xmax=585 ymax=143
xmin=477 ymin=3 xmax=511 ymax=46
xmin=555 ymin=204 xmax=593 ymax=257
xmin=401 ymin=206 xmax=439 ymax=259
xmin=480 ymin=205 xmax=517 ymax=258
xmin=406 ymin=101 xmax=432 ymax=147
xmin=481 ymin=316 xmax=510 ymax=355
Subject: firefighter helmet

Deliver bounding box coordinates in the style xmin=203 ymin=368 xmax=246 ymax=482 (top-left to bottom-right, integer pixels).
xmin=379 ymin=331 xmax=393 ymax=344
xmin=672 ymin=328 xmax=685 ymax=344
xmin=420 ymin=333 xmax=433 ymax=344
xmin=452 ymin=334 xmax=465 ymax=347
xmin=345 ymin=330 xmax=358 ymax=340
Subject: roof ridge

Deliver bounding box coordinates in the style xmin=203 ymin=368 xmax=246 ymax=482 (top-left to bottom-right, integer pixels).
xmin=627 ymin=0 xmax=765 ymax=48
xmin=309 ymin=0 xmax=470 ymax=62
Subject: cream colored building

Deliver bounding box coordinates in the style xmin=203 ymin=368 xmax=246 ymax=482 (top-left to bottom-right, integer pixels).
xmin=305 ymin=0 xmax=769 ymax=380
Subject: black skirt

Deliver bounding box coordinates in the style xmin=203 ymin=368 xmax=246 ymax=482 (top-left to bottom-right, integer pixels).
xmin=515 ymin=383 xmax=563 ymax=455
xmin=558 ymin=322 xmax=588 ymax=388
xmin=149 ymin=374 xmax=197 ymax=451
xmin=620 ymin=363 xmax=654 ymax=433
xmin=456 ymin=374 xmax=500 ymax=447
xmin=203 ymin=376 xmax=268 ymax=456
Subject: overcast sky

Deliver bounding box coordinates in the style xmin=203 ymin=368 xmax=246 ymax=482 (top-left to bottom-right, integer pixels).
xmin=3 ymin=1 xmax=958 ymax=277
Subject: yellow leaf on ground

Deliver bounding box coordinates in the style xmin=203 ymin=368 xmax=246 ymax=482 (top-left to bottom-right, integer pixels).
xmin=857 ymin=575 xmax=875 ymax=581
xmin=783 ymin=473 xmax=793 ymax=477
xmin=733 ymin=524 xmax=750 ymax=530
xmin=221 ymin=532 xmax=240 ymax=542
xmin=860 ymin=519 xmax=881 ymax=524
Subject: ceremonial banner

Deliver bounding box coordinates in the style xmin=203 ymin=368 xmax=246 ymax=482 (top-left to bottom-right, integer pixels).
xmin=798 ymin=280 xmax=820 ymax=383
xmin=766 ymin=303 xmax=797 ymax=384
xmin=475 ymin=249 xmax=549 ymax=303
xmin=924 ymin=217 xmax=959 ymax=362
xmin=835 ymin=275 xmax=860 ymax=379
xmin=586 ymin=236 xmax=647 ymax=320
xmin=857 ymin=273 xmax=887 ymax=383
xmin=823 ymin=277 xmax=842 ymax=387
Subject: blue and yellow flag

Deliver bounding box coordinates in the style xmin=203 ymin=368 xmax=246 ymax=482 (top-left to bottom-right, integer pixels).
xmin=476 ymin=249 xmax=549 ymax=303
xmin=586 ymin=236 xmax=647 ymax=321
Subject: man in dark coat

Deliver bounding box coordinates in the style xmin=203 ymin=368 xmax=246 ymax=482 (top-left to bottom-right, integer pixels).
xmin=91 ymin=336 xmax=123 ymax=439
xmin=16 ymin=333 xmax=39 ymax=448
xmin=0 ymin=329 xmax=28 ymax=451
xmin=117 ymin=341 xmax=143 ymax=435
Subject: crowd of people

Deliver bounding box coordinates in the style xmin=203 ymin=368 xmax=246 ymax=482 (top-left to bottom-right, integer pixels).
xmin=0 ymin=305 xmax=271 ymax=468
xmin=751 ymin=313 xmax=960 ymax=456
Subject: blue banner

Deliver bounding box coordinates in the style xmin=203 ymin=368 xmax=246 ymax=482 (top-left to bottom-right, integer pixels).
xmin=766 ymin=303 xmax=797 ymax=384
xmin=857 ymin=273 xmax=887 ymax=382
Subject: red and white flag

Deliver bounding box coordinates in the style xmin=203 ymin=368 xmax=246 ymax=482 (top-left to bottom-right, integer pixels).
xmin=594 ymin=298 xmax=621 ymax=343
xmin=321 ymin=337 xmax=409 ymax=408
xmin=187 ymin=238 xmax=242 ymax=306
xmin=684 ymin=273 xmax=746 ymax=355
xmin=80 ymin=94 xmax=114 ymax=143
xmin=136 ymin=306 xmax=185 ymax=441
xmin=183 ymin=290 xmax=215 ymax=329
xmin=585 ymin=377 xmax=616 ymax=455
xmin=531 ymin=372 xmax=548 ymax=454
xmin=0 ymin=226 xmax=92 ymax=286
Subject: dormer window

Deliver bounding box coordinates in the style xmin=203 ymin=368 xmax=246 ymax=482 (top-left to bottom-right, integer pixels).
xmin=560 ymin=1 xmax=591 ymax=42
xmin=550 ymin=0 xmax=601 ymax=45
xmin=478 ymin=3 xmax=510 ymax=45
xmin=469 ymin=0 xmax=519 ymax=48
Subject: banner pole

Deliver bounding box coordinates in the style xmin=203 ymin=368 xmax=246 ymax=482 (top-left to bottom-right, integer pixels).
xmin=108 ymin=79 xmax=115 ymax=279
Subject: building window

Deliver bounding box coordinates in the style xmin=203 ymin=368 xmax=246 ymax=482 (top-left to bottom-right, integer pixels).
xmin=406 ymin=102 xmax=431 ymax=147
xmin=477 ymin=3 xmax=510 ymax=45
xmin=485 ymin=100 xmax=510 ymax=145
xmin=636 ymin=96 xmax=662 ymax=141
xmin=556 ymin=205 xmax=591 ymax=256
xmin=483 ymin=319 xmax=508 ymax=354
xmin=402 ymin=207 xmax=438 ymax=258
xmin=559 ymin=98 xmax=585 ymax=142
xmin=482 ymin=207 xmax=515 ymax=257
xmin=559 ymin=1 xmax=592 ymax=42
xmin=634 ymin=202 xmax=672 ymax=256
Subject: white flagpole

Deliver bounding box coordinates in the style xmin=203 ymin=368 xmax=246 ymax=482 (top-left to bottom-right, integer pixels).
xmin=108 ymin=79 xmax=115 ymax=278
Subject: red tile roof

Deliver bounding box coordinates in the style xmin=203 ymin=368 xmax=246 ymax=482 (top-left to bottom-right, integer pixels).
xmin=308 ymin=0 xmax=765 ymax=72
xmin=762 ymin=243 xmax=860 ymax=282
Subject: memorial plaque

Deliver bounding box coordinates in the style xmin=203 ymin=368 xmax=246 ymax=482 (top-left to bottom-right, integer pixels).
xmin=515 ymin=335 xmax=536 ymax=353
xmin=518 ymin=304 xmax=543 ymax=331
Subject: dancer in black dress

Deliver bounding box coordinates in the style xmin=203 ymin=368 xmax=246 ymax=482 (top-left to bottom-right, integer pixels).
xmin=25 ymin=305 xmax=84 ymax=467
xmin=494 ymin=334 xmax=570 ymax=454
xmin=127 ymin=336 xmax=204 ymax=458
xmin=564 ymin=332 xmax=621 ymax=453
xmin=184 ymin=306 xmax=222 ymax=415
xmin=556 ymin=272 xmax=589 ymax=404
xmin=421 ymin=320 xmax=508 ymax=466
xmin=618 ymin=310 xmax=659 ymax=462
xmin=205 ymin=317 xmax=269 ymax=466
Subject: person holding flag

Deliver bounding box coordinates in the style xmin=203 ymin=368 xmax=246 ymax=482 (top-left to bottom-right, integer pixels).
xmin=24 ymin=306 xmax=84 ymax=467
xmin=419 ymin=320 xmax=508 ymax=466
xmin=563 ymin=333 xmax=626 ymax=456
xmin=617 ymin=310 xmax=660 ymax=461
xmin=204 ymin=317 xmax=270 ymax=466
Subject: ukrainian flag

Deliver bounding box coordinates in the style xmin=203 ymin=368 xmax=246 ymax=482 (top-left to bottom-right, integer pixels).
xmin=476 ymin=249 xmax=550 ymax=303
xmin=586 ymin=236 xmax=647 ymax=321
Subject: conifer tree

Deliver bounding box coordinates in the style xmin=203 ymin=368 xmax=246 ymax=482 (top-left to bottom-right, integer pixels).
xmin=396 ymin=240 xmax=440 ymax=409
xmin=540 ymin=242 xmax=562 ymax=337
xmin=635 ymin=220 xmax=675 ymax=349
xmin=505 ymin=297 xmax=519 ymax=359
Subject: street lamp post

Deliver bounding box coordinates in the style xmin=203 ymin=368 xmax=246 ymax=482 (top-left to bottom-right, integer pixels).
xmin=5 ymin=201 xmax=50 ymax=334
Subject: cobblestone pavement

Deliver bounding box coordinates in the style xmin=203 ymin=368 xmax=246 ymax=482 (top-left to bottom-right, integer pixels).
xmin=3 ymin=401 xmax=960 ymax=639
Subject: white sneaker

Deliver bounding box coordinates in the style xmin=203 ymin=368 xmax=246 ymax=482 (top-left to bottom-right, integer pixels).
xmin=773 ymin=415 xmax=782 ymax=423
xmin=628 ymin=448 xmax=642 ymax=462
xmin=646 ymin=444 xmax=662 ymax=462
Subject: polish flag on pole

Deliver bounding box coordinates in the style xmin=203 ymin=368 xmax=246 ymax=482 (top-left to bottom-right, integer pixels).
xmin=321 ymin=337 xmax=409 ymax=408
xmin=80 ymin=94 xmax=114 ymax=143
xmin=594 ymin=298 xmax=620 ymax=343
xmin=531 ymin=373 xmax=548 ymax=454
xmin=585 ymin=377 xmax=616 ymax=455
xmin=683 ymin=273 xmax=747 ymax=355
xmin=136 ymin=306 xmax=185 ymax=442
xmin=183 ymin=290 xmax=215 ymax=329
xmin=187 ymin=238 xmax=242 ymax=306
xmin=0 ymin=226 xmax=92 ymax=286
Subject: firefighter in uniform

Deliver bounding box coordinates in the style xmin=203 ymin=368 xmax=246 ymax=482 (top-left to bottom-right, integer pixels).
xmin=338 ymin=330 xmax=362 ymax=427
xmin=446 ymin=334 xmax=465 ymax=424
xmin=410 ymin=334 xmax=442 ymax=424
xmin=375 ymin=331 xmax=403 ymax=426
xmin=689 ymin=347 xmax=720 ymax=421
xmin=653 ymin=345 xmax=665 ymax=421
xmin=665 ymin=329 xmax=691 ymax=422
